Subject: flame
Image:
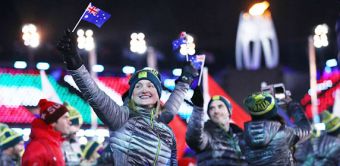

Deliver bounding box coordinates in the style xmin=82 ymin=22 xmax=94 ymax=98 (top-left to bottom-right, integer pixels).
xmin=249 ymin=1 xmax=270 ymax=16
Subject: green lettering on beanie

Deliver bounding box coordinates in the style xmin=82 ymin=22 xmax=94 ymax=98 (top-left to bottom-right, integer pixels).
xmin=138 ymin=71 xmax=148 ymax=79
xmin=212 ymin=96 xmax=220 ymax=100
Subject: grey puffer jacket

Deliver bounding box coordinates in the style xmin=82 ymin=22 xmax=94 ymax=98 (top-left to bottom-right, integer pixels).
xmin=239 ymin=102 xmax=311 ymax=166
xmin=69 ymin=65 xmax=190 ymax=166
xmin=186 ymin=107 xmax=248 ymax=166
xmin=295 ymin=133 xmax=340 ymax=166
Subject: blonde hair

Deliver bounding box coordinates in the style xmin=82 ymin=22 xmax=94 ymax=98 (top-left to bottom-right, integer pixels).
xmin=127 ymin=99 xmax=162 ymax=116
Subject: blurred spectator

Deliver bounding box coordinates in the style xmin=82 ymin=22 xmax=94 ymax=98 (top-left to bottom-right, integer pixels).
xmin=22 ymin=99 xmax=71 ymax=166
xmin=80 ymin=141 xmax=102 ymax=166
xmin=295 ymin=110 xmax=340 ymax=166
xmin=62 ymin=102 xmax=83 ymax=166
xmin=0 ymin=123 xmax=24 ymax=166
xmin=96 ymin=143 xmax=114 ymax=166
xmin=240 ymin=92 xmax=311 ymax=166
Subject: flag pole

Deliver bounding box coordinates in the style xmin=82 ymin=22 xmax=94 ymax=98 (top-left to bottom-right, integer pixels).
xmin=308 ymin=36 xmax=320 ymax=125
xmin=197 ymin=55 xmax=205 ymax=86
xmin=72 ymin=2 xmax=92 ymax=32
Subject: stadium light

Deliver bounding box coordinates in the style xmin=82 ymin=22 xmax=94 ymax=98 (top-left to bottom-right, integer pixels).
xmin=313 ymin=24 xmax=329 ymax=48
xmin=36 ymin=62 xmax=50 ymax=70
xmin=77 ymin=29 xmax=95 ymax=51
xmin=130 ymin=32 xmax=147 ymax=54
xmin=92 ymin=64 xmax=104 ymax=73
xmin=179 ymin=33 xmax=196 ymax=56
xmin=14 ymin=61 xmax=27 ymax=69
xmin=326 ymin=59 xmax=337 ymax=67
xmin=122 ymin=66 xmax=136 ymax=75
xmin=22 ymin=24 xmax=40 ymax=48
xmin=172 ymin=68 xmax=182 ymax=76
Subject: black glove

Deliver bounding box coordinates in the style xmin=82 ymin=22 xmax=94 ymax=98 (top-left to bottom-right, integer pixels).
xmin=277 ymin=95 xmax=292 ymax=108
xmin=57 ymin=29 xmax=83 ymax=70
xmin=191 ymin=86 xmax=204 ymax=107
xmin=177 ymin=61 xmax=199 ymax=85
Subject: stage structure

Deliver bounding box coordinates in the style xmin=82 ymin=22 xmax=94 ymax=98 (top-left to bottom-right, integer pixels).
xmin=236 ymin=1 xmax=279 ymax=70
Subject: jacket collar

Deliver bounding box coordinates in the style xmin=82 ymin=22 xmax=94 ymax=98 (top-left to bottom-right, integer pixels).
xmin=29 ymin=118 xmax=64 ymax=145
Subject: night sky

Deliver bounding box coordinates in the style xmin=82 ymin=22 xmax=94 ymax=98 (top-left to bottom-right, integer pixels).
xmin=0 ymin=0 xmax=339 ymax=75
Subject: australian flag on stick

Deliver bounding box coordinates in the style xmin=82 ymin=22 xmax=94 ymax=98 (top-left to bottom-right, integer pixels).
xmin=72 ymin=3 xmax=111 ymax=32
xmin=82 ymin=3 xmax=111 ymax=28
xmin=188 ymin=54 xmax=206 ymax=70
xmin=188 ymin=54 xmax=206 ymax=86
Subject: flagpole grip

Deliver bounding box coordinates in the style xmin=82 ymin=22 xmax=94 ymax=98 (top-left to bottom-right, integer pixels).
xmin=72 ymin=3 xmax=91 ymax=32
xmin=198 ymin=55 xmax=205 ymax=86
xmin=197 ymin=66 xmax=204 ymax=86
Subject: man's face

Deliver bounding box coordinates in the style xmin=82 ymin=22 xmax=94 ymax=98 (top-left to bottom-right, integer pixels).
xmin=208 ymin=100 xmax=231 ymax=125
xmin=131 ymin=80 xmax=159 ymax=108
xmin=53 ymin=112 xmax=71 ymax=135
xmin=69 ymin=124 xmax=80 ymax=135
xmin=13 ymin=141 xmax=24 ymax=157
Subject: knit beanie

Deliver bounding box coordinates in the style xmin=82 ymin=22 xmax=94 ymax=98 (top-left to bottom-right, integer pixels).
xmin=64 ymin=102 xmax=83 ymax=126
xmin=0 ymin=123 xmax=9 ymax=132
xmin=207 ymin=95 xmax=232 ymax=118
xmin=128 ymin=68 xmax=162 ymax=99
xmin=321 ymin=110 xmax=340 ymax=133
xmin=243 ymin=92 xmax=277 ymax=120
xmin=38 ymin=99 xmax=69 ymax=124
xmin=0 ymin=127 xmax=23 ymax=150
xmin=82 ymin=141 xmax=100 ymax=160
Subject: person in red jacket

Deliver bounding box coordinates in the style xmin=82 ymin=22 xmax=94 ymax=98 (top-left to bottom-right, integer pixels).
xmin=22 ymin=99 xmax=71 ymax=166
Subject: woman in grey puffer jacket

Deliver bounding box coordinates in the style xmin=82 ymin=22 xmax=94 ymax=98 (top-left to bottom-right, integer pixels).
xmin=240 ymin=92 xmax=311 ymax=166
xmin=57 ymin=29 xmax=198 ymax=166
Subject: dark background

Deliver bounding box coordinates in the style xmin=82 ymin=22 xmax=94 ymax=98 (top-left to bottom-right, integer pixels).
xmin=0 ymin=0 xmax=339 ymax=104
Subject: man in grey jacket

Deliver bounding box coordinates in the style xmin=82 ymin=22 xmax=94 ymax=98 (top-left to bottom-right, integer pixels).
xmin=57 ymin=29 xmax=198 ymax=166
xmin=186 ymin=88 xmax=247 ymax=166
xmin=240 ymin=92 xmax=311 ymax=166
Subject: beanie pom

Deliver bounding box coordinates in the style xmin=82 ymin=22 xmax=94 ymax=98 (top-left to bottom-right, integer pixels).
xmin=38 ymin=99 xmax=49 ymax=111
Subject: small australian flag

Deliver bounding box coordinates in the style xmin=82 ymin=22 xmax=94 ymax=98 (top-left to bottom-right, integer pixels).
xmin=188 ymin=54 xmax=205 ymax=70
xmin=82 ymin=3 xmax=111 ymax=28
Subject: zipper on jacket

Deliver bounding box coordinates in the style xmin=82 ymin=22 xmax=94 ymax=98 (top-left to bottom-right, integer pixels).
xmin=153 ymin=133 xmax=161 ymax=166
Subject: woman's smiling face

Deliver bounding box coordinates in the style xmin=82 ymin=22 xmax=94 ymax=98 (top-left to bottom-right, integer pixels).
xmin=131 ymin=79 xmax=159 ymax=108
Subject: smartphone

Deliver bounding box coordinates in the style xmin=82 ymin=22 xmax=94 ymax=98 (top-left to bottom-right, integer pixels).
xmin=261 ymin=83 xmax=286 ymax=100
xmin=273 ymin=84 xmax=286 ymax=100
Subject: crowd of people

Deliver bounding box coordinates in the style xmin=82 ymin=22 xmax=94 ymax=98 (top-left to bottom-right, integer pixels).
xmin=0 ymin=29 xmax=339 ymax=166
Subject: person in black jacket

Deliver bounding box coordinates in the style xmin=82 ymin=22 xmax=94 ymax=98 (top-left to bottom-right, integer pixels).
xmin=186 ymin=87 xmax=247 ymax=166
xmin=294 ymin=110 xmax=340 ymax=166
xmin=240 ymin=92 xmax=311 ymax=166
